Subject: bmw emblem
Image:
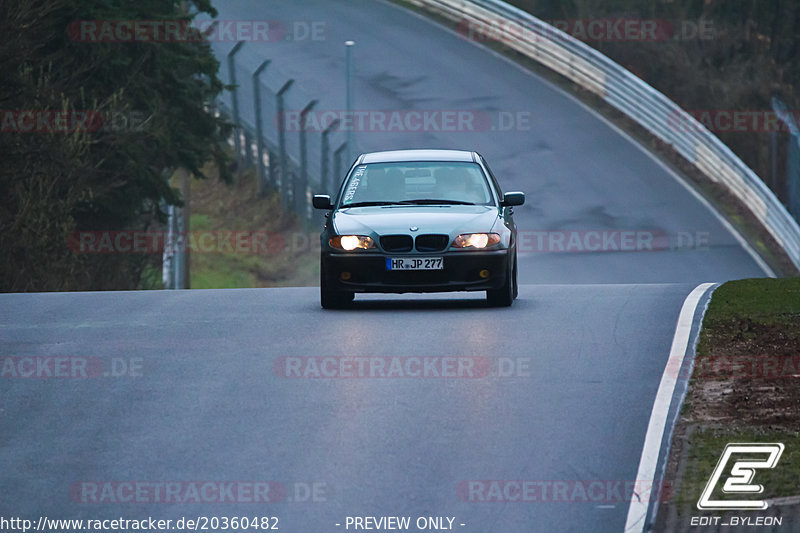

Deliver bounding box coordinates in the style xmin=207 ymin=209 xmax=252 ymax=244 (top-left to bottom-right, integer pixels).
xmin=409 ymin=226 xmax=419 ymax=232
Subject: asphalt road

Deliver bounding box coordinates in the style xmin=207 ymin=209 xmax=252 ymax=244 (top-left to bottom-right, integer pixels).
xmin=0 ymin=2 xmax=778 ymax=533
xmin=209 ymin=0 xmax=770 ymax=284
xmin=1 ymin=285 xmax=693 ymax=532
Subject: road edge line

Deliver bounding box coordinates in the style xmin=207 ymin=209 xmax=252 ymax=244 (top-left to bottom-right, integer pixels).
xmin=624 ymin=282 xmax=716 ymax=532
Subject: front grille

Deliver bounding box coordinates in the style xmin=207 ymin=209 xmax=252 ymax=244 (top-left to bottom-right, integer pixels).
xmin=415 ymin=234 xmax=449 ymax=252
xmin=380 ymin=234 xmax=413 ymax=252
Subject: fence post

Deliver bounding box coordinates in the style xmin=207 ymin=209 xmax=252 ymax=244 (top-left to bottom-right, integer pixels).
xmin=773 ymin=96 xmax=800 ymax=222
xmin=321 ymin=119 xmax=340 ymax=194
xmin=226 ymin=41 xmax=245 ymax=163
xmin=789 ymin=135 xmax=800 ymax=223
xmin=253 ymin=59 xmax=271 ymax=196
xmin=334 ymin=142 xmax=348 ymax=191
xmin=770 ymin=130 xmax=778 ymax=194
xmin=299 ymin=99 xmax=318 ymax=221
xmin=267 ymin=148 xmax=277 ymax=188
xmin=276 ymin=79 xmax=295 ymax=208
xmin=242 ymin=130 xmax=251 ymax=164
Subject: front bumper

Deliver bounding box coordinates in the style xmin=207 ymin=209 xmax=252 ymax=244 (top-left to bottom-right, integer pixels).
xmin=321 ymin=250 xmax=511 ymax=293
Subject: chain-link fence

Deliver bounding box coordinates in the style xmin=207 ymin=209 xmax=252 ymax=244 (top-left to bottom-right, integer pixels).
xmin=215 ymin=41 xmax=351 ymax=227
xmin=162 ymin=41 xmax=355 ymax=289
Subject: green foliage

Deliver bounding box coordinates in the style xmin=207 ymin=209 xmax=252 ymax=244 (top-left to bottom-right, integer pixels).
xmin=0 ymin=0 xmax=232 ymax=291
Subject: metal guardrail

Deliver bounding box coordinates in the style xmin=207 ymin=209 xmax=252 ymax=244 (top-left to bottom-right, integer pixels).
xmin=410 ymin=0 xmax=800 ymax=270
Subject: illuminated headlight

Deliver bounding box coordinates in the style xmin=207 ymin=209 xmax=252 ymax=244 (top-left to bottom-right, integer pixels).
xmin=330 ymin=235 xmax=375 ymax=251
xmin=452 ymin=233 xmax=501 ymax=249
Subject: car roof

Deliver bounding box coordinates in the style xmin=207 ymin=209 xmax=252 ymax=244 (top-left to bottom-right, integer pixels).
xmin=359 ymin=149 xmax=476 ymax=164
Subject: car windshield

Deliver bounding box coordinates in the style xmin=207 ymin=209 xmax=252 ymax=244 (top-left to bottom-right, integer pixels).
xmin=339 ymin=162 xmax=494 ymax=207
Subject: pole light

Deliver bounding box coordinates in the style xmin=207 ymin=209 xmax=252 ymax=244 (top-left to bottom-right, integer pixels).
xmin=345 ymin=40 xmax=355 ymax=166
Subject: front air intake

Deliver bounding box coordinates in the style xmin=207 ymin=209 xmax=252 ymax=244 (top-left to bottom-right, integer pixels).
xmin=380 ymin=235 xmax=413 ymax=252
xmin=415 ymin=234 xmax=449 ymax=252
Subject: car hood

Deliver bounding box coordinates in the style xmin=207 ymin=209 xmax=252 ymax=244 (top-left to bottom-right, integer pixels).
xmin=332 ymin=205 xmax=499 ymax=236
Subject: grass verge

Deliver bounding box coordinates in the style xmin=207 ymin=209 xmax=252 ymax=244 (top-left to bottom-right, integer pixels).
xmin=658 ymin=277 xmax=800 ymax=528
xmin=187 ymin=164 xmax=319 ymax=289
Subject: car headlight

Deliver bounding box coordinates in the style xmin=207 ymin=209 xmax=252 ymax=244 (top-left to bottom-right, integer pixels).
xmin=452 ymin=233 xmax=501 ymax=249
xmin=330 ymin=235 xmax=376 ymax=251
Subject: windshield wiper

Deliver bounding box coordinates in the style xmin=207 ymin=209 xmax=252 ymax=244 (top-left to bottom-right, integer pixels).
xmin=343 ymin=201 xmax=407 ymax=207
xmin=399 ymin=199 xmax=476 ymax=205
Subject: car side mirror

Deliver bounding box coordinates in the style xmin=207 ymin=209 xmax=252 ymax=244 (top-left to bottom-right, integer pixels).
xmin=501 ymin=192 xmax=525 ymax=207
xmin=313 ymin=195 xmax=333 ymax=210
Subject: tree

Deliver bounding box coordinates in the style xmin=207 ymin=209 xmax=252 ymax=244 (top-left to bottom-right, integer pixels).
xmin=0 ymin=0 xmax=232 ymax=291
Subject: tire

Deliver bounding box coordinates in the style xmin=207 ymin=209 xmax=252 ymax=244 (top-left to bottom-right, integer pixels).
xmin=320 ymin=259 xmax=354 ymax=309
xmin=486 ymin=252 xmax=516 ymax=307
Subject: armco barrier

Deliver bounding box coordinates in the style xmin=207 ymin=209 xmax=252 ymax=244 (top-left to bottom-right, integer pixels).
xmin=410 ymin=0 xmax=800 ymax=270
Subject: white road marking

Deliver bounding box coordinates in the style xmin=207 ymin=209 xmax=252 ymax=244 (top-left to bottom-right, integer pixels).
xmin=624 ymin=282 xmax=715 ymax=532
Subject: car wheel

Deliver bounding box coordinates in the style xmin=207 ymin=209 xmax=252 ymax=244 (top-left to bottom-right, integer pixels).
xmin=320 ymin=259 xmax=354 ymax=309
xmin=486 ymin=253 xmax=515 ymax=307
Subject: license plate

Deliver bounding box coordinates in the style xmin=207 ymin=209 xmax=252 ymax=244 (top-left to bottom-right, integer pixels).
xmin=386 ymin=257 xmax=443 ymax=270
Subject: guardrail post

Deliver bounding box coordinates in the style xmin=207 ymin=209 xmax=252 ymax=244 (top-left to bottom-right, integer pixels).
xmin=162 ymin=204 xmax=174 ymax=289
xmin=276 ymin=79 xmax=295 ymax=209
xmin=226 ymin=41 xmax=245 ymax=163
xmin=162 ymin=204 xmax=185 ymax=290
xmin=299 ymin=99 xmax=319 ymax=221
xmin=174 ymin=206 xmax=185 ymax=290
xmin=253 ymin=60 xmax=271 ymax=196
